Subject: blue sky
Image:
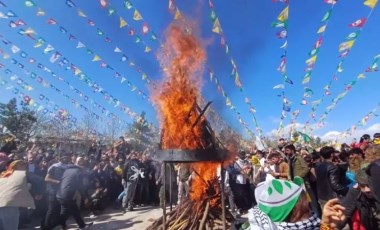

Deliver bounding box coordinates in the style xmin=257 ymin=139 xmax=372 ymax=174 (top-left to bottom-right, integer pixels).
xmin=0 ymin=0 xmax=379 ymax=139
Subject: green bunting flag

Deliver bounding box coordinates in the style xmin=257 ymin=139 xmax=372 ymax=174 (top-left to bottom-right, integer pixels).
xmin=210 ymin=10 xmax=216 ymax=21
xmin=321 ymin=9 xmax=332 ymax=22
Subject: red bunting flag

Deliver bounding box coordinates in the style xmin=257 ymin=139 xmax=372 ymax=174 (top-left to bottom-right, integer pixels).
xmin=99 ymin=0 xmax=108 ymax=8
xmin=88 ymin=19 xmax=95 ymax=26
xmin=349 ymin=18 xmax=367 ymax=27
xmin=142 ymin=23 xmax=149 ymax=35
xmin=47 ymin=18 xmax=57 ymax=25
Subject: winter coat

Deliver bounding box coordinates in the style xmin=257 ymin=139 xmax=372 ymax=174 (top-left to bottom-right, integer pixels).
xmin=0 ymin=171 xmax=35 ymax=209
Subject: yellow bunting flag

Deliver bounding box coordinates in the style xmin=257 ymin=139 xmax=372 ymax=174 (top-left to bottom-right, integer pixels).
xmin=305 ymin=55 xmax=317 ymax=66
xmin=74 ymin=68 xmax=81 ymax=75
xmin=120 ymin=17 xmax=127 ymax=28
xmin=277 ymin=6 xmax=289 ymax=22
xmin=144 ymin=46 xmax=151 ymax=53
xmin=174 ymin=8 xmax=182 ymax=20
xmin=133 ymin=10 xmax=142 ymax=20
xmin=317 ymin=25 xmax=326 ymax=34
xmin=357 ymin=73 xmax=366 ymax=79
xmin=338 ymin=40 xmax=355 ymax=52
xmin=212 ymin=18 xmax=222 ymax=34
xmin=364 ymin=0 xmax=378 ymax=8
xmin=142 ymin=73 xmax=147 ymax=80
xmin=24 ymin=28 xmax=36 ymax=35
xmin=92 ymin=55 xmax=101 ymax=62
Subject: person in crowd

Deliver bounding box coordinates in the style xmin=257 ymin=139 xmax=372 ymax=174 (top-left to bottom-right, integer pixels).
xmin=0 ymin=160 xmax=35 ymax=230
xmin=231 ymin=151 xmax=253 ymax=212
xmin=278 ymin=138 xmax=286 ymax=151
xmin=224 ymin=163 xmax=239 ymax=215
xmin=122 ymin=153 xmax=141 ymax=211
xmin=373 ymin=133 xmax=380 ymax=145
xmin=363 ymin=144 xmax=380 ymax=168
xmin=267 ymin=151 xmax=288 ymax=180
xmin=114 ymin=136 xmax=130 ymax=159
xmin=176 ymin=163 xmax=192 ymax=205
xmin=42 ymin=151 xmax=72 ymax=230
xmin=339 ymin=168 xmax=380 ymax=229
xmin=156 ymin=161 xmax=178 ymax=209
xmin=248 ymin=177 xmax=320 ymax=229
xmin=284 ymin=144 xmax=309 ymax=181
xmin=54 ymin=157 xmax=93 ymax=229
xmin=316 ymin=146 xmax=348 ymax=209
xmin=345 ymin=148 xmax=365 ymax=188
xmin=358 ymin=134 xmax=371 ymax=151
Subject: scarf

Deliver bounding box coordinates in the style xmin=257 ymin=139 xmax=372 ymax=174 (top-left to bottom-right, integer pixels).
xmin=0 ymin=160 xmax=25 ymax=178
xmin=248 ymin=206 xmax=320 ymax=230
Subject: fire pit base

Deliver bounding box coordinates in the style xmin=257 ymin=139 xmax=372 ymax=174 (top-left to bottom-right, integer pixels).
xmin=146 ymin=199 xmax=235 ymax=230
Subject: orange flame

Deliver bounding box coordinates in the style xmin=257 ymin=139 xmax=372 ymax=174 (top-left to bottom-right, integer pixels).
xmin=153 ymin=22 xmax=219 ymax=202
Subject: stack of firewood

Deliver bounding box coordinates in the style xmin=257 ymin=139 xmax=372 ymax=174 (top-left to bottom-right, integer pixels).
xmin=147 ymin=178 xmax=235 ymax=230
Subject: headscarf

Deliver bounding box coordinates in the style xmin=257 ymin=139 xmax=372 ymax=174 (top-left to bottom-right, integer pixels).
xmin=254 ymin=178 xmax=304 ymax=222
xmin=0 ymin=160 xmax=26 ymax=178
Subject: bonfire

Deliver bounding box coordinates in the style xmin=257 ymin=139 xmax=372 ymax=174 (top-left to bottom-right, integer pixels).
xmin=147 ymin=22 xmax=235 ymax=230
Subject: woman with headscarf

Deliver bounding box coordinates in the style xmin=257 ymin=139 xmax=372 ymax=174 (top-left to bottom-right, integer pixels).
xmin=0 ymin=160 xmax=35 ymax=230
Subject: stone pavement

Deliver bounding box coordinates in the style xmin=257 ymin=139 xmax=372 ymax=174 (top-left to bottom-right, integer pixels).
xmin=21 ymin=206 xmax=165 ymax=230
xmin=21 ymin=206 xmax=248 ymax=229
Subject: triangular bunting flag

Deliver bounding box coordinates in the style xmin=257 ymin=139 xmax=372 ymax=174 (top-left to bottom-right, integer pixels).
xmin=92 ymin=55 xmax=101 ymax=62
xmin=120 ymin=17 xmax=127 ymax=28
xmin=277 ymin=6 xmax=289 ymax=22
xmin=76 ymin=41 xmax=85 ymax=48
xmin=36 ymin=8 xmax=45 ymax=16
xmin=212 ymin=18 xmax=222 ymax=34
xmin=144 ymin=46 xmax=151 ymax=53
xmin=174 ymin=8 xmax=182 ymax=20
xmin=317 ymin=25 xmax=326 ymax=34
xmin=77 ymin=10 xmax=87 ymax=17
xmin=25 ymin=0 xmax=36 ymax=7
xmin=114 ymin=47 xmax=122 ymax=53
xmin=142 ymin=23 xmax=149 ymax=35
xmin=133 ymin=9 xmax=142 ymax=20
xmin=364 ymin=0 xmax=378 ymax=8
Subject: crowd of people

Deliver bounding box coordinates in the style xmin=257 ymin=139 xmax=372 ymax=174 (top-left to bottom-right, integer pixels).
xmin=0 ymin=133 xmax=379 ymax=230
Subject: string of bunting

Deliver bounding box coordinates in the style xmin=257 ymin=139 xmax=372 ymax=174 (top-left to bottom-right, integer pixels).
xmin=0 ymin=48 xmax=122 ymax=124
xmin=63 ymin=0 xmax=155 ymax=53
xmin=271 ymin=0 xmax=293 ymax=136
xmin=205 ymin=0 xmax=263 ymax=137
xmin=0 ymin=28 xmax=145 ymax=124
xmin=313 ymin=53 xmax=380 ymax=131
xmin=62 ymin=0 xmax=158 ymax=87
xmin=61 ymin=0 xmax=158 ymax=86
xmin=0 ymin=72 xmax=79 ymax=129
xmin=288 ymin=0 xmax=338 ymax=137
xmin=19 ymin=2 xmax=152 ymax=102
xmin=0 ymin=38 xmax=136 ymax=125
xmin=1 ymin=32 xmax=145 ymax=125
xmin=303 ymin=0 xmax=378 ymax=132
xmin=207 ymin=69 xmax=257 ymax=139
xmin=339 ymin=102 xmax=380 ymax=139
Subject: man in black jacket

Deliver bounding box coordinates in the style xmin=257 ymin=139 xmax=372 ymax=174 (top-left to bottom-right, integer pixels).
xmin=316 ymin=146 xmax=348 ymax=209
xmin=55 ymin=157 xmax=93 ymax=229
xmin=122 ymin=153 xmax=141 ymax=211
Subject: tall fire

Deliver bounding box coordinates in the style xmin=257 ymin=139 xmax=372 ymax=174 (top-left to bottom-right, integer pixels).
xmin=147 ymin=22 xmax=235 ymax=230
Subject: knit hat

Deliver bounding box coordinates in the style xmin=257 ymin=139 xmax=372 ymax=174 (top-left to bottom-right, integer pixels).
xmin=255 ymin=177 xmax=303 ymax=222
